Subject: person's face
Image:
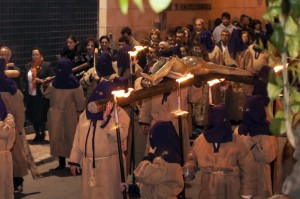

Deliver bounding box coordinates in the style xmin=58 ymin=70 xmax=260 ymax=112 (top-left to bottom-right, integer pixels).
xmin=118 ymin=41 xmax=126 ymax=49
xmin=86 ymin=41 xmax=95 ymax=55
xmin=159 ymin=44 xmax=166 ymax=51
xmin=31 ymin=50 xmax=41 ymax=63
xmin=255 ymin=23 xmax=261 ymax=31
xmin=242 ymin=17 xmax=250 ymax=26
xmin=122 ymin=33 xmax=129 ymax=39
xmin=221 ymin=32 xmax=230 ymax=43
xmin=176 ymin=33 xmax=185 ymax=44
xmin=147 ymin=47 xmax=157 ymax=59
xmin=167 ymin=37 xmax=175 ymax=45
xmin=0 ymin=49 xmax=11 ymax=64
xmin=242 ymin=33 xmax=249 ymax=43
xmin=180 ymin=47 xmax=187 ymax=57
xmin=222 ymin=17 xmax=230 ymax=27
xmin=67 ymin=38 xmax=76 ymax=50
xmin=195 ymin=21 xmax=204 ymax=32
xmin=184 ymin=30 xmax=190 ymax=40
xmin=150 ymin=33 xmax=159 ymax=41
xmin=100 ymin=38 xmax=109 ymax=50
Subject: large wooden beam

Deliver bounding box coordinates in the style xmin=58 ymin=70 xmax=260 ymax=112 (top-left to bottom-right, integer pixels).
xmin=87 ymin=73 xmax=254 ymax=113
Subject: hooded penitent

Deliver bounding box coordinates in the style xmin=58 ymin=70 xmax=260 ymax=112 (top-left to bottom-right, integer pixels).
xmin=117 ymin=45 xmax=132 ymax=77
xmin=85 ymin=80 xmax=116 ymax=169
xmin=252 ymin=66 xmax=271 ymax=106
xmin=0 ymin=95 xmax=8 ymax=121
xmin=149 ymin=121 xmax=181 ymax=164
xmin=199 ymin=30 xmax=215 ymax=53
xmin=0 ymin=58 xmax=17 ymax=95
xmin=52 ymin=58 xmax=79 ymax=89
xmin=238 ymin=95 xmax=272 ymax=136
xmin=96 ymin=52 xmax=115 ymax=77
xmin=204 ymin=104 xmax=232 ymax=152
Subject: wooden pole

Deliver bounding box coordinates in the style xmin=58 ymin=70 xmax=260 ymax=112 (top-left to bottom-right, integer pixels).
xmin=88 ymin=73 xmax=254 ymax=113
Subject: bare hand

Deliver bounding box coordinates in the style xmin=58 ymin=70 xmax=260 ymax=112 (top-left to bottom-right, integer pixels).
xmin=103 ymin=101 xmax=113 ymax=120
xmin=119 ymin=182 xmax=128 ymax=192
xmin=149 ymin=146 xmax=156 ymax=154
xmin=70 ymin=165 xmax=81 ymax=176
xmin=141 ymin=125 xmax=150 ymax=135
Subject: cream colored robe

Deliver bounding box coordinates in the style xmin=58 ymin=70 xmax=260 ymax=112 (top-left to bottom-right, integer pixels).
xmin=43 ymin=84 xmax=85 ymax=157
xmin=185 ymin=134 xmax=257 ymax=199
xmin=139 ymin=86 xmax=202 ymax=162
xmin=0 ymin=114 xmax=15 ymax=199
xmin=209 ymin=46 xmax=223 ymax=65
xmin=234 ymin=127 xmax=279 ymax=199
xmin=1 ymin=91 xmax=28 ymax=177
xmin=69 ymin=108 xmax=130 ymax=199
xmin=134 ymin=157 xmax=184 ymax=199
xmin=249 ymin=44 xmax=268 ymax=74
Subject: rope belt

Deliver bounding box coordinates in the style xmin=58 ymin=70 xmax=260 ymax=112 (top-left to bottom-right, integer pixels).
xmin=86 ymin=154 xmax=118 ymax=187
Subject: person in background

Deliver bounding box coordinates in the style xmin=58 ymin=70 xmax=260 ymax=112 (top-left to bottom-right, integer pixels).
xmin=0 ymin=95 xmax=15 ymax=199
xmin=235 ymin=95 xmax=278 ymax=199
xmin=149 ymin=28 xmax=161 ymax=46
xmin=0 ymin=58 xmax=28 ymax=194
xmin=43 ymin=58 xmax=85 ymax=170
xmin=241 ymin=31 xmax=252 ymax=46
xmin=60 ymin=34 xmax=87 ymax=78
xmin=121 ymin=26 xmax=140 ymax=47
xmin=99 ymin=35 xmax=117 ymax=61
xmin=166 ymin=33 xmax=176 ymax=47
xmin=183 ymin=104 xmax=257 ymax=199
xmin=69 ymin=80 xmax=130 ymax=199
xmin=213 ymin=12 xmax=236 ymax=43
xmin=84 ymin=37 xmax=99 ymax=68
xmin=23 ymin=48 xmax=54 ymax=142
xmin=0 ymin=46 xmax=22 ymax=90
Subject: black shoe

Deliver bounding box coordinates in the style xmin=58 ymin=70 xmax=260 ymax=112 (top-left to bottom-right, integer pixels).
xmin=14 ymin=185 xmax=23 ymax=194
xmin=54 ymin=165 xmax=66 ymax=170
xmin=33 ymin=134 xmax=40 ymax=142
xmin=39 ymin=133 xmax=45 ymax=142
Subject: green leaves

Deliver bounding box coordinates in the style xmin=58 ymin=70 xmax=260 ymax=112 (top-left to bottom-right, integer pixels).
xmin=270 ymin=26 xmax=285 ymax=52
xmin=270 ymin=110 xmax=286 ymax=134
xmin=119 ymin=0 xmax=129 ymax=14
xmin=133 ymin=0 xmax=144 ymax=12
xmin=148 ymin=0 xmax=172 ymax=13
xmin=119 ymin=0 xmax=171 ymax=14
xmin=267 ymin=82 xmax=283 ymax=101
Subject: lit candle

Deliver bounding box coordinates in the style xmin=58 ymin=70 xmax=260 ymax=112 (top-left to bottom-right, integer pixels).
xmin=128 ymin=51 xmax=138 ymax=74
xmin=207 ymin=79 xmax=222 ymax=105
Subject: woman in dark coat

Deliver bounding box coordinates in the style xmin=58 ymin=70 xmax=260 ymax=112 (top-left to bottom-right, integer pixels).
xmin=23 ymin=48 xmax=54 ymax=142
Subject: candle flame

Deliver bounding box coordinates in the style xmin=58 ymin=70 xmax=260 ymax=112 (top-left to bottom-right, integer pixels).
xmin=273 ymin=65 xmax=283 ymax=73
xmin=207 ymin=79 xmax=221 ymax=87
xmin=94 ymin=48 xmax=98 ymax=54
xmin=220 ymin=78 xmax=225 ymax=82
xmin=112 ymin=88 xmax=134 ymax=98
xmin=172 ymin=110 xmax=189 ymax=116
xmin=134 ymin=46 xmax=146 ymax=52
xmin=176 ymin=73 xmax=194 ymax=83
xmin=128 ymin=51 xmax=138 ymax=57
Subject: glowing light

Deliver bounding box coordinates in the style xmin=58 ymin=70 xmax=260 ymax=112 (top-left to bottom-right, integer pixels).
xmin=274 ymin=64 xmax=288 ymax=73
xmin=112 ymin=88 xmax=134 ymax=98
xmin=172 ymin=110 xmax=189 ymax=116
xmin=128 ymin=51 xmax=138 ymax=57
xmin=134 ymin=46 xmax=146 ymax=52
xmin=176 ymin=73 xmax=194 ymax=83
xmin=207 ymin=79 xmax=221 ymax=87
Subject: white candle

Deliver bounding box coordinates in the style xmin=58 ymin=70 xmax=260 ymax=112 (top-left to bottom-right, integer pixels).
xmin=209 ymin=86 xmax=212 ymax=105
